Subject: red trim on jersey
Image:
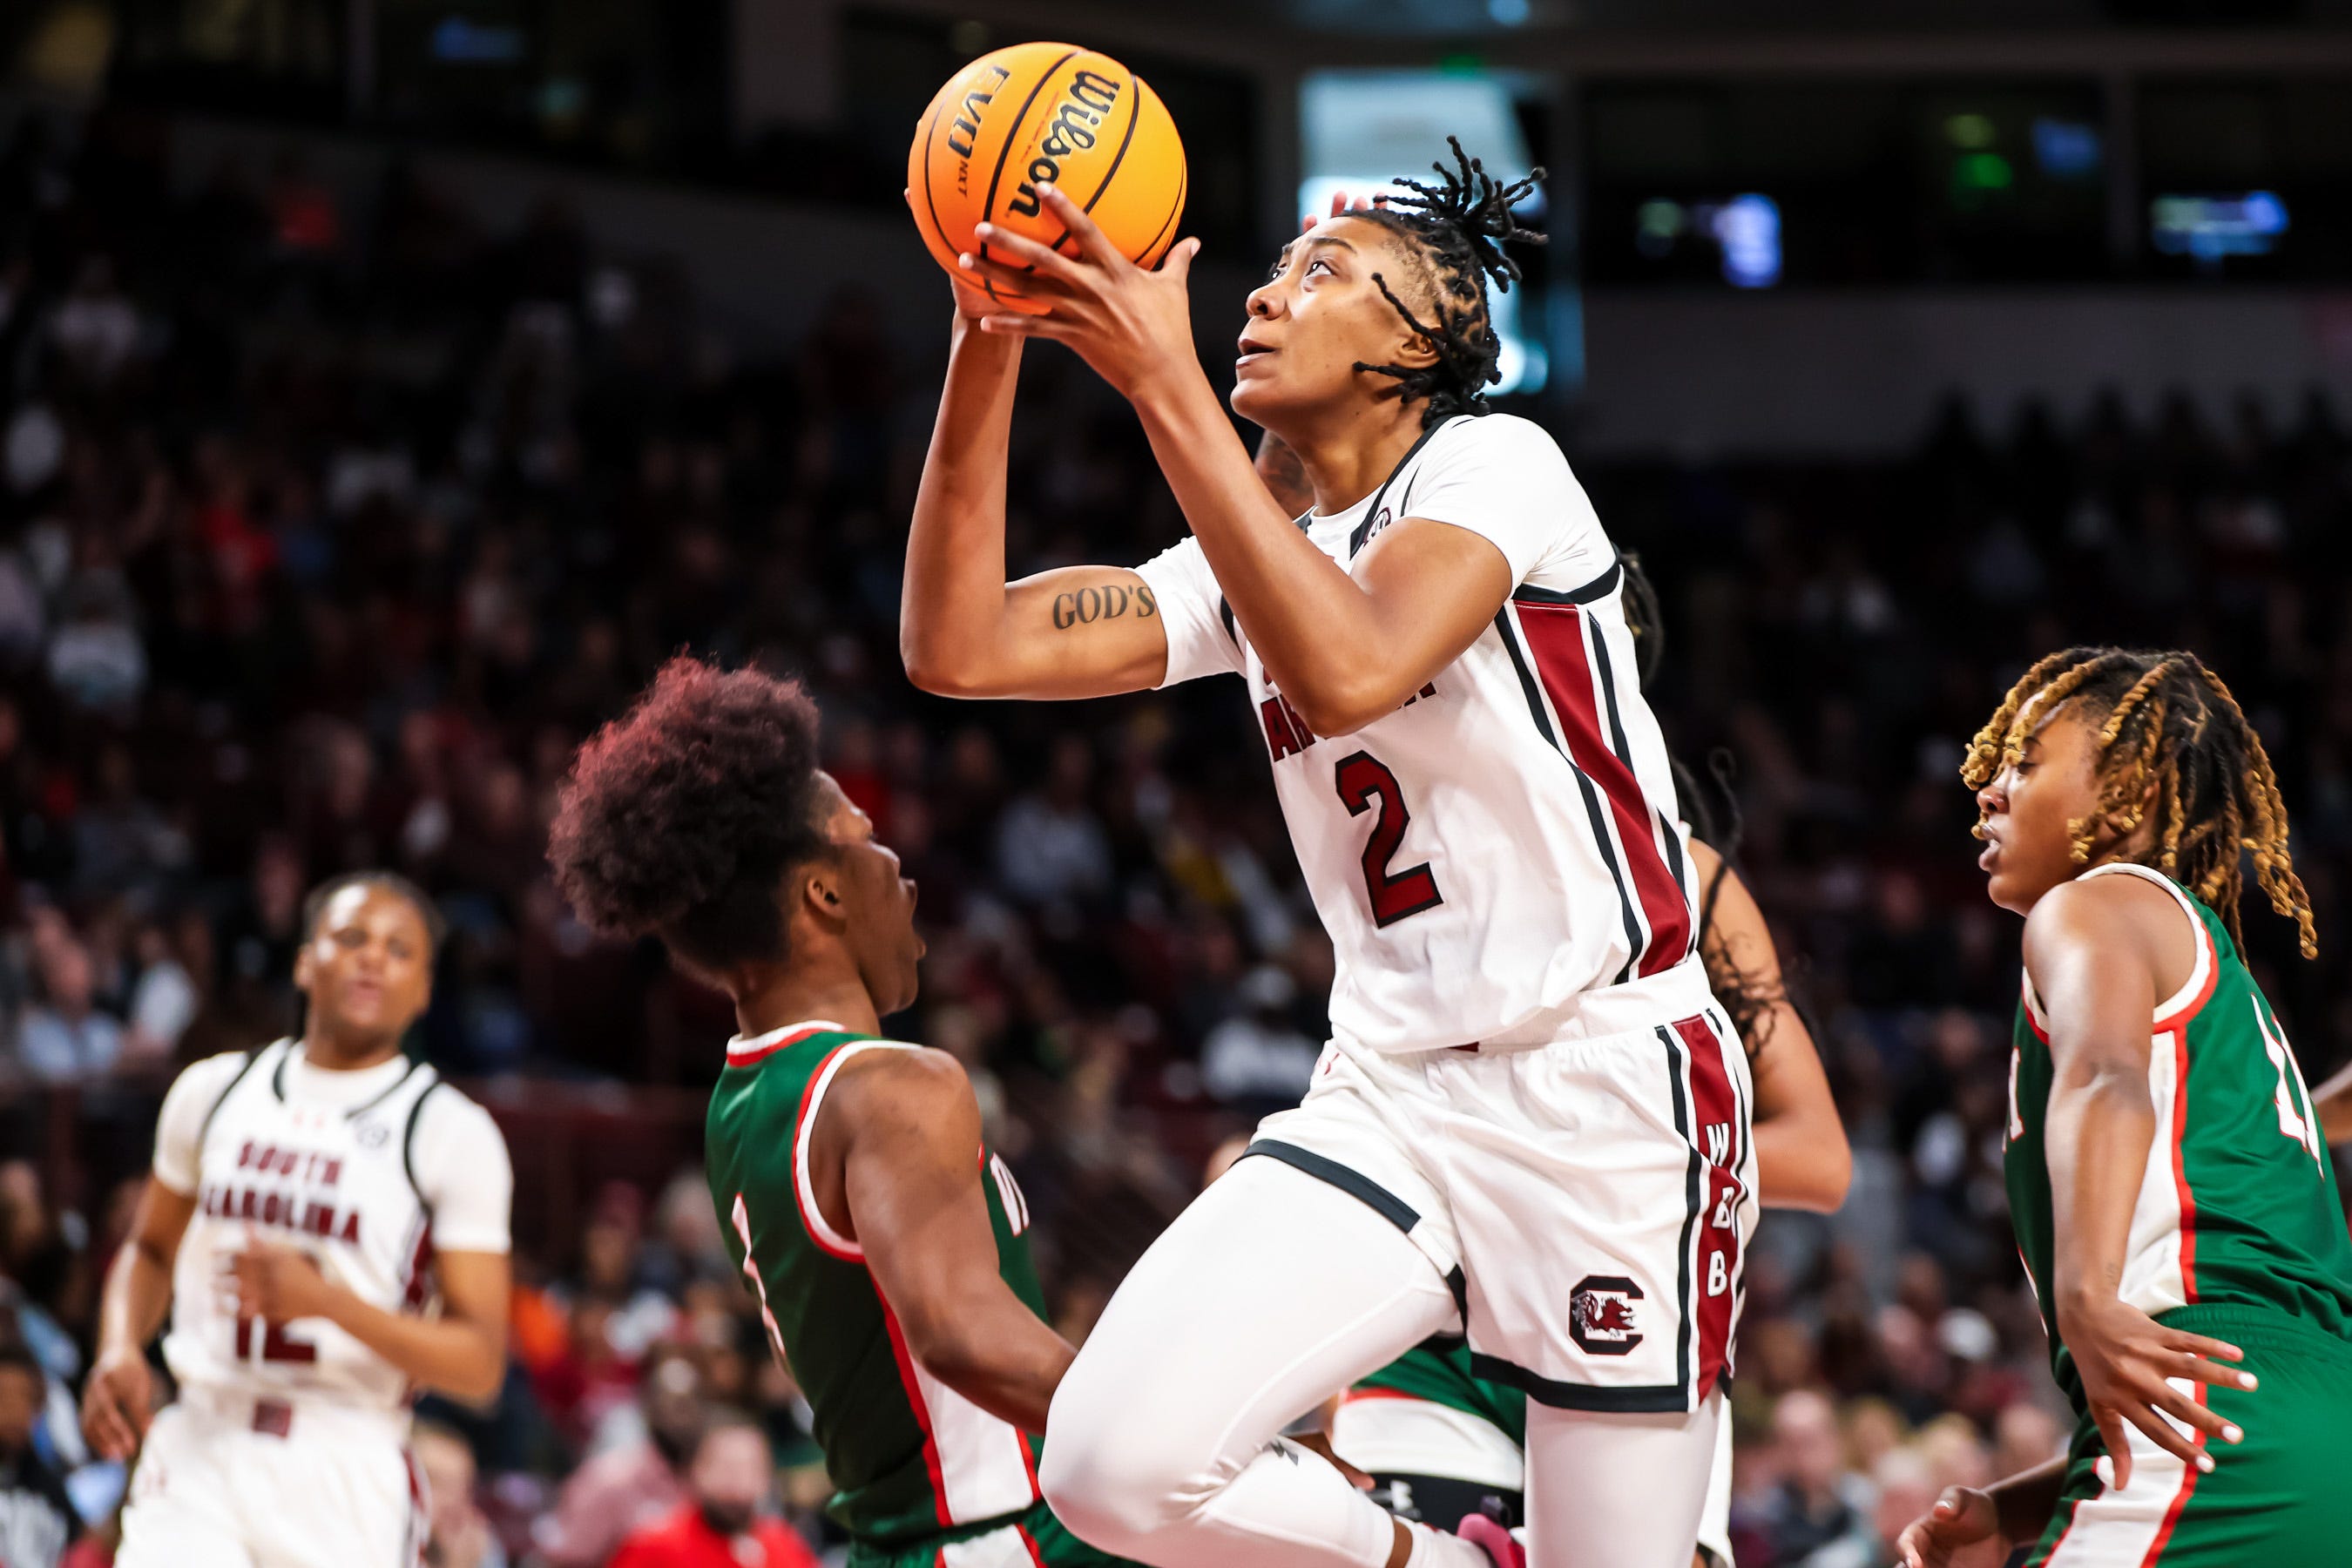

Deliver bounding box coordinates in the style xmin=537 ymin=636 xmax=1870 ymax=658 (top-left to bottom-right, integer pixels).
xmin=2152 ymin=922 xmax=2220 ymax=1034
xmin=730 ymin=1022 xmax=839 ymax=1069
xmin=400 ymin=1221 xmax=436 ymax=1311
xmin=403 ymin=1444 xmax=429 ymax=1568
xmin=1339 ymin=1386 xmax=1436 ymax=1404
xmin=2141 ymin=1395 xmax=2206 ymax=1566
xmin=2169 ymin=1025 xmax=2200 ymax=1301
xmin=877 ymin=1295 xmax=955 ymax=1529
xmin=791 ymin=1044 xmax=863 ymax=1263
xmin=1017 ymin=1429 xmax=1042 ymax=1495
xmin=1515 ymin=601 xmax=1692 ymax=977
xmin=1017 ymin=1522 xmax=1051 ymax=1567
xmin=1676 ymin=1013 xmax=1745 ymax=1401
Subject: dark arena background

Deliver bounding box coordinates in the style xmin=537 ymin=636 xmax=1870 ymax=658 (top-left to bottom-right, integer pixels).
xmin=4 ymin=0 xmax=2352 ymax=1564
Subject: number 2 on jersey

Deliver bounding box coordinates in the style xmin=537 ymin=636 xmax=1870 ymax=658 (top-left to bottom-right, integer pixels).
xmin=1334 ymin=751 xmax=1443 ymax=928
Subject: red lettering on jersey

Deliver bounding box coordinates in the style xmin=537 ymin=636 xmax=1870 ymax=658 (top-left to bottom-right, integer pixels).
xmin=337 ymin=1211 xmax=362 ymax=1244
xmin=239 ymin=1188 xmax=260 ymax=1220
xmin=237 ymin=1140 xmax=256 ymax=1170
xmin=1281 ymin=696 xmax=1318 ymax=748
xmin=321 ymin=1159 xmax=341 ymax=1188
xmin=262 ymin=1193 xmax=284 ymax=1226
xmin=1261 ymin=697 xmax=1303 ymax=761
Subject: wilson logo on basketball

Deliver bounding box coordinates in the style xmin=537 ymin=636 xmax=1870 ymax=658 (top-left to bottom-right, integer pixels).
xmin=1007 ymin=71 xmax=1123 ymax=218
xmin=1569 ymin=1274 xmax=1645 ymax=1356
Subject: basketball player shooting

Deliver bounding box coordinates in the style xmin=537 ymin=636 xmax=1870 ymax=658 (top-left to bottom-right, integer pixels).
xmin=902 ymin=143 xmax=1756 ymax=1568
xmin=81 ymin=872 xmax=513 ymax=1568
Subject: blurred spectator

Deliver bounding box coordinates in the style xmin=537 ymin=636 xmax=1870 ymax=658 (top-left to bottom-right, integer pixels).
xmin=17 ymin=918 xmax=123 ymax=1082
xmin=532 ymin=1342 xmax=702 ymax=1568
xmin=1754 ymin=1389 xmax=1879 ymax=1568
xmin=606 ymin=1416 xmax=816 ymax=1568
xmin=0 ymin=1340 xmax=78 ymax=1568
xmin=414 ymin=1421 xmax=505 ymax=1568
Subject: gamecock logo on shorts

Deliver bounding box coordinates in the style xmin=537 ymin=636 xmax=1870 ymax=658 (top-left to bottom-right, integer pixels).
xmin=1569 ymin=1274 xmax=1645 ymax=1356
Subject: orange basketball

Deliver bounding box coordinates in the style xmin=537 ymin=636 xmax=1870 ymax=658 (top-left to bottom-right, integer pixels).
xmin=909 ymin=42 xmax=1187 ymax=315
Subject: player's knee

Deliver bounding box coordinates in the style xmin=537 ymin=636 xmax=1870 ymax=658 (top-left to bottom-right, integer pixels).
xmin=1040 ymin=1382 xmax=1206 ymax=1549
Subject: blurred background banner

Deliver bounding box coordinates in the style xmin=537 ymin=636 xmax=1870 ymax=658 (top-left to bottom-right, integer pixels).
xmin=0 ymin=1 xmax=2349 ymax=1565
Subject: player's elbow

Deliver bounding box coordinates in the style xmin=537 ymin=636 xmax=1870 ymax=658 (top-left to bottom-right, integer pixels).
xmin=1787 ymin=1141 xmax=1853 ymax=1214
xmin=1285 ymin=672 xmax=1399 ymax=741
xmin=901 ymin=1308 xmax=989 ymax=1387
xmin=900 ymin=635 xmax=997 ymax=699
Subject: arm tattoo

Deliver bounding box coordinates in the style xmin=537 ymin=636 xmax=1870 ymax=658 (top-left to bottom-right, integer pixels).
xmin=1051 ymin=583 xmax=1158 ymax=631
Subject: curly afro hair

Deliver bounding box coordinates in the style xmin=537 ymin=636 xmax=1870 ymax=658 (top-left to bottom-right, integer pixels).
xmin=548 ymin=656 xmax=830 ymax=974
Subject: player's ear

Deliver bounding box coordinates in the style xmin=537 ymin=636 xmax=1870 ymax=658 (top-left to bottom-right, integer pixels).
xmin=292 ymin=943 xmax=314 ymax=995
xmin=800 ymin=862 xmax=847 ymax=923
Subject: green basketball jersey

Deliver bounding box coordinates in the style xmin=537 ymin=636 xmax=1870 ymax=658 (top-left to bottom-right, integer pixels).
xmin=706 ymin=1021 xmax=1047 ymax=1547
xmin=1355 ymin=1342 xmax=1527 ymax=1447
xmin=2005 ymin=863 xmax=2352 ymax=1420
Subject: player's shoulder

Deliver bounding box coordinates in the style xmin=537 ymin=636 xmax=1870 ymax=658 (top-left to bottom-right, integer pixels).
xmin=409 ymin=1071 xmax=504 ymax=1143
xmin=166 ymin=1044 xmax=273 ymax=1102
xmin=1423 ymin=410 xmax=1571 ymax=469
xmin=832 ymin=1039 xmax=967 ymax=1096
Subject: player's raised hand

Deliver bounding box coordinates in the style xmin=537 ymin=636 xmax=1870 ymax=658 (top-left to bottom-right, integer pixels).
xmin=81 ymin=1342 xmax=154 ymax=1461
xmin=2056 ymin=1294 xmax=2252 ymax=1490
xmin=1893 ymin=1485 xmax=1999 ymax=1568
xmin=227 ymin=1233 xmax=335 ymax=1321
xmin=954 ymin=184 xmax=1201 ymax=402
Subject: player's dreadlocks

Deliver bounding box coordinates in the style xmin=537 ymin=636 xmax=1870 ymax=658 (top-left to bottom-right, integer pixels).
xmin=1962 ymin=646 xmax=2316 ymax=958
xmin=1350 ymin=137 xmax=1545 ymax=429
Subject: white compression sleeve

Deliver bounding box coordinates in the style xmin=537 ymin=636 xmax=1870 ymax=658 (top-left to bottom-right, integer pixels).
xmin=1522 ymin=1391 xmax=1724 ymax=1568
xmin=1041 ymin=1154 xmax=1464 ymax=1568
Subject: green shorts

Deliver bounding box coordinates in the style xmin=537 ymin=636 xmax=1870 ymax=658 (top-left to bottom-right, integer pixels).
xmin=2026 ymin=1304 xmax=2352 ymax=1567
xmin=849 ymin=1498 xmax=1141 ymax=1568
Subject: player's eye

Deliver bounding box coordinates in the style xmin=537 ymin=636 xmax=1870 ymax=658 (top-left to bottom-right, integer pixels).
xmin=1307 ymin=258 xmax=1333 ymax=276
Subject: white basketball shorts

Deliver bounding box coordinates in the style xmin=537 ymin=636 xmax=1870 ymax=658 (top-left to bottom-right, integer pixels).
xmin=118 ymin=1389 xmax=425 ymax=1568
xmin=1245 ymin=987 xmax=1758 ymax=1415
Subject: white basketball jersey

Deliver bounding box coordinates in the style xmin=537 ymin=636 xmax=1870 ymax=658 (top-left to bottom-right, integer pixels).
xmin=1137 ymin=414 xmax=1703 ymax=1054
xmin=153 ymin=1040 xmax=504 ymax=1412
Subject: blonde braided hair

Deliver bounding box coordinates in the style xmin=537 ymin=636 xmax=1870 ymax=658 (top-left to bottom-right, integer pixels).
xmin=1962 ymin=646 xmax=2316 ymax=958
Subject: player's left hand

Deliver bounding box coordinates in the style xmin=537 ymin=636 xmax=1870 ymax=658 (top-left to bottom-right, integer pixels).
xmin=227 ymin=1235 xmax=335 ymax=1321
xmin=953 ymin=184 xmax=1201 ymax=403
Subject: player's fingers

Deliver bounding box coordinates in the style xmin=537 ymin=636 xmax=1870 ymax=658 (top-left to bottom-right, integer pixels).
xmin=1036 ymin=184 xmax=1124 ymax=268
xmin=954 ymin=248 xmax=1072 ymax=305
xmin=2146 ymin=1381 xmax=2239 ymax=1445
xmin=1328 ymin=190 xmax=1349 ymax=218
xmin=976 ymin=313 xmax=1078 ymax=342
xmin=2175 ymin=1351 xmax=2257 ymax=1393
xmin=969 ymin=223 xmax=1088 ymax=287
xmin=2165 ymin=1330 xmax=2251 ymax=1374
xmin=2093 ymin=1409 xmax=2135 ymax=1492
xmin=2119 ymin=1398 xmax=2211 ymax=1472
xmin=1158 ymin=236 xmax=1201 ymax=281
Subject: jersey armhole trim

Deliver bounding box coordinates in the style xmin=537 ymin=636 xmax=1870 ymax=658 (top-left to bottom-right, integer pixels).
xmin=187 ymin=1044 xmax=274 ymax=1179
xmin=1513 ymin=556 xmax=1623 ymax=607
xmin=401 ymin=1072 xmax=446 ymax=1217
xmin=792 ymin=1041 xmax=921 ymax=1262
xmin=2078 ymin=863 xmax=2218 ymax=1028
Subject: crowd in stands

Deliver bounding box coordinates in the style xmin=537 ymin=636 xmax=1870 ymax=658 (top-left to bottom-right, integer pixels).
xmin=1 ymin=99 xmax=2349 ymax=1567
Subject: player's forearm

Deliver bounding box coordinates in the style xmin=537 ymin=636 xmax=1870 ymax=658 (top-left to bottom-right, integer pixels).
xmin=1754 ymin=1111 xmax=1851 ymax=1213
xmin=313 ymin=1290 xmax=506 ymax=1402
xmin=1987 ymin=1455 xmax=2072 ymax=1544
xmin=902 ymin=314 xmax=1026 ymax=693
xmin=98 ymin=1240 xmax=176 ymax=1355
xmin=913 ymin=1301 xmax=1075 ymax=1434
xmin=2046 ymin=1064 xmax=2158 ymax=1322
xmin=1130 ymin=382 xmax=1408 ymax=731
